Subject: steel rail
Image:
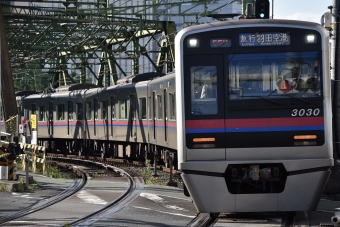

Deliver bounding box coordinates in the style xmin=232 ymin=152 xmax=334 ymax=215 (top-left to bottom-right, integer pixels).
xmin=0 ymin=168 xmax=88 ymax=225
xmin=67 ymin=161 xmax=145 ymax=226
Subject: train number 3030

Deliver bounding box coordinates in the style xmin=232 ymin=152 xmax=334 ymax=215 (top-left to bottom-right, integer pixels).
xmin=291 ymin=108 xmax=320 ymax=117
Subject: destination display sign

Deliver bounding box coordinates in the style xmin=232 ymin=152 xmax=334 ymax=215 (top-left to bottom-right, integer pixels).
xmin=210 ymin=38 xmax=232 ymax=48
xmin=239 ymin=32 xmax=290 ymax=47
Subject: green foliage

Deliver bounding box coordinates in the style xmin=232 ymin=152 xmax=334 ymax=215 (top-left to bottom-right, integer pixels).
xmin=45 ymin=161 xmax=77 ymax=179
xmin=45 ymin=163 xmax=62 ymax=178
xmin=141 ymin=169 xmax=166 ymax=186
xmin=5 ymin=115 xmax=17 ymax=137
xmin=0 ymin=183 xmax=6 ymax=191
xmin=16 ymin=157 xmax=23 ymax=170
xmin=64 ymin=222 xmax=71 ymax=227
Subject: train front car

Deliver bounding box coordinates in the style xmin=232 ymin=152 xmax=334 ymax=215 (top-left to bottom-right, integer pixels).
xmin=176 ymin=20 xmax=333 ymax=213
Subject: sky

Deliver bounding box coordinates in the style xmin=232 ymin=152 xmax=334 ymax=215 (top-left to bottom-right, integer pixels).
xmin=273 ymin=0 xmax=331 ymax=23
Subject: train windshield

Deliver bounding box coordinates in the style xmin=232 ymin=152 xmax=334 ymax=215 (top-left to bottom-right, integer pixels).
xmin=228 ymin=51 xmax=322 ymax=100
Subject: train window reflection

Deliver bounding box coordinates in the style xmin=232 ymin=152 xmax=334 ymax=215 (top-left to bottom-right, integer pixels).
xmin=77 ymin=103 xmax=83 ymax=121
xmin=39 ymin=106 xmax=46 ymax=121
xmin=57 ymin=104 xmax=64 ymax=121
xmin=139 ymin=97 xmax=147 ymax=120
xmin=169 ymin=93 xmax=176 ymax=120
xmin=86 ymin=102 xmax=92 ymax=120
xmin=157 ymin=95 xmax=162 ymax=120
xmin=228 ymin=51 xmax=322 ymax=100
xmin=191 ymin=66 xmax=217 ymax=115
xmin=119 ymin=99 xmax=127 ymax=119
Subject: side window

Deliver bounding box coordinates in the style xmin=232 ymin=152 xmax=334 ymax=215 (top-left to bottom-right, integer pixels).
xmin=77 ymin=103 xmax=83 ymax=120
xmin=157 ymin=95 xmax=162 ymax=120
xmin=24 ymin=108 xmax=29 ymax=117
xmin=39 ymin=106 xmax=46 ymax=121
xmin=57 ymin=104 xmax=64 ymax=120
xmin=169 ymin=93 xmax=176 ymax=120
xmin=139 ymin=97 xmax=146 ymax=120
xmin=119 ymin=100 xmax=127 ymax=119
xmin=101 ymin=101 xmax=107 ymax=120
xmin=68 ymin=101 xmax=73 ymax=121
xmin=191 ymin=66 xmax=218 ymax=115
xmin=86 ymin=102 xmax=92 ymax=120
xmin=111 ymin=97 xmax=115 ymax=120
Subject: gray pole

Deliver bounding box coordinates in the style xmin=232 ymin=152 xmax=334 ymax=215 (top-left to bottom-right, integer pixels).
xmin=271 ymin=0 xmax=274 ymax=19
xmin=331 ymin=0 xmax=338 ymax=80
xmin=25 ymin=155 xmax=29 ymax=189
xmin=325 ymin=0 xmax=340 ymax=196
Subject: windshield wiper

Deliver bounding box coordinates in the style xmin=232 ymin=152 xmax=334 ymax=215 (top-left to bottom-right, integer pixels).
xmin=268 ymin=89 xmax=312 ymax=104
xmin=242 ymin=95 xmax=281 ymax=105
xmin=281 ymin=93 xmax=312 ymax=104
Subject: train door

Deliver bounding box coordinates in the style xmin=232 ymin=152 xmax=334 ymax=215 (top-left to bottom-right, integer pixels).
xmin=129 ymin=95 xmax=136 ymax=139
xmin=163 ymin=89 xmax=168 ymax=142
xmin=110 ymin=97 xmax=116 ymax=138
xmin=68 ymin=101 xmax=73 ymax=136
xmin=152 ymin=91 xmax=156 ymax=140
xmin=183 ymin=55 xmax=225 ymax=160
xmin=94 ymin=98 xmax=98 ymax=136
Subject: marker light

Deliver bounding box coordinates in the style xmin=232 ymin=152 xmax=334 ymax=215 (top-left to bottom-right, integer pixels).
xmin=294 ymin=135 xmax=317 ymax=140
xmin=305 ymin=34 xmax=317 ymax=44
xmin=193 ymin=137 xmax=216 ymax=142
xmin=188 ymin=38 xmax=199 ymax=48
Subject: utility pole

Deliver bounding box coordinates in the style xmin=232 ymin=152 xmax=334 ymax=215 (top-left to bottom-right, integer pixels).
xmin=324 ymin=0 xmax=340 ymax=197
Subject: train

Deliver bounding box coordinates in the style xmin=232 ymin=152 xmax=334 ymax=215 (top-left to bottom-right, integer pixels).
xmin=15 ymin=19 xmax=332 ymax=214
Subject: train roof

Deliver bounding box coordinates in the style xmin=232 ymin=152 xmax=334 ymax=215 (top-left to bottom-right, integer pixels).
xmin=54 ymin=83 xmax=98 ymax=92
xmin=15 ymin=91 xmax=39 ymax=97
xmin=116 ymin=72 xmax=165 ymax=85
xmin=177 ymin=19 xmax=327 ymax=37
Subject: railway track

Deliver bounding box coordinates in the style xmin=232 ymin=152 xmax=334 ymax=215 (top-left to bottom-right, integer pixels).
xmin=1 ymin=156 xmax=146 ymax=226
xmin=0 ymin=167 xmax=87 ymax=225
xmin=50 ymin=156 xmax=145 ymax=226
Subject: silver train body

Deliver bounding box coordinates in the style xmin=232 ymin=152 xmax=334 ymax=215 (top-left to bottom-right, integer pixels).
xmin=176 ymin=19 xmax=333 ymax=212
xmin=18 ymin=72 xmax=177 ymax=164
xmin=17 ymin=19 xmax=333 ymax=213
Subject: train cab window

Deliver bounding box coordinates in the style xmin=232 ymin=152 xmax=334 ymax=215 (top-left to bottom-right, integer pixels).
xmin=157 ymin=95 xmax=162 ymax=120
xmin=191 ymin=66 xmax=217 ymax=115
xmin=76 ymin=103 xmax=83 ymax=121
xmin=57 ymin=104 xmax=64 ymax=121
xmin=68 ymin=101 xmax=73 ymax=121
xmin=169 ymin=93 xmax=176 ymax=120
xmin=86 ymin=102 xmax=92 ymax=120
xmin=39 ymin=106 xmax=46 ymax=121
xmin=228 ymin=52 xmax=322 ymax=100
xmin=119 ymin=99 xmax=127 ymax=120
xmin=100 ymin=101 xmax=108 ymax=120
xmin=139 ymin=97 xmax=146 ymax=120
